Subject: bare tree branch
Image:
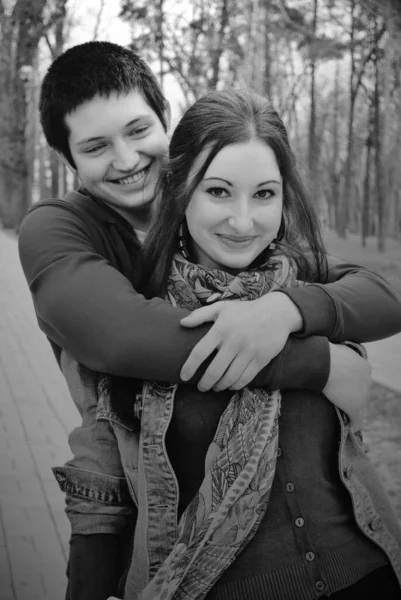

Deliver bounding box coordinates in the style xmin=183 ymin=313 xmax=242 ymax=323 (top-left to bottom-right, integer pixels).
xmin=93 ymin=0 xmax=106 ymax=41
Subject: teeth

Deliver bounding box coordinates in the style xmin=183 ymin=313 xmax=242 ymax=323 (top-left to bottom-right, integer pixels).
xmin=115 ymin=166 xmax=149 ymax=185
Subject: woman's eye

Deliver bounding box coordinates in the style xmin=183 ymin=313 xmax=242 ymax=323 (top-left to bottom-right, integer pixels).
xmin=207 ymin=187 xmax=229 ymax=198
xmin=255 ymin=189 xmax=274 ymax=199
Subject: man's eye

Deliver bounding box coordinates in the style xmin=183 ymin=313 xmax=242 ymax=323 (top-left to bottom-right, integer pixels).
xmin=255 ymin=189 xmax=274 ymax=199
xmin=207 ymin=187 xmax=229 ymax=198
xmin=129 ymin=126 xmax=149 ymax=136
xmin=85 ymin=145 xmax=105 ymax=154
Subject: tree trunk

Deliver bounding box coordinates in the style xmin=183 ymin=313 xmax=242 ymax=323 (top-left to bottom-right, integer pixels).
xmin=373 ymin=19 xmax=386 ymax=252
xmin=155 ymin=0 xmax=164 ymax=90
xmin=263 ymin=0 xmax=272 ymax=98
xmin=0 ymin=0 xmax=47 ymax=229
xmin=308 ymin=0 xmax=319 ymax=211
xmin=361 ymin=101 xmax=373 ymax=247
xmin=337 ymin=0 xmax=356 ymax=238
xmin=330 ymin=61 xmax=340 ymax=232
xmin=209 ymin=0 xmax=229 ymax=89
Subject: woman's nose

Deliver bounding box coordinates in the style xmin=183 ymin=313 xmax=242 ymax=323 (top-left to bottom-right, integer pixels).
xmin=228 ymin=210 xmax=253 ymax=233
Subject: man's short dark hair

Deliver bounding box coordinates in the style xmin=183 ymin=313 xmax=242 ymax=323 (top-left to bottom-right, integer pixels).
xmin=39 ymin=41 xmax=167 ymax=167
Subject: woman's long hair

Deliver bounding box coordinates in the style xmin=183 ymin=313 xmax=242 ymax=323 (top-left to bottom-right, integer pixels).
xmin=141 ymin=88 xmax=328 ymax=298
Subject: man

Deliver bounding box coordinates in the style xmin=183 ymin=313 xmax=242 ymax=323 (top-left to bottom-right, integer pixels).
xmin=18 ymin=41 xmax=401 ymax=599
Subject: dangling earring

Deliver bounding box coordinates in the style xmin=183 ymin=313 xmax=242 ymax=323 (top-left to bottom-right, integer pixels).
xmin=276 ymin=214 xmax=286 ymax=242
xmin=178 ymin=222 xmax=191 ymax=260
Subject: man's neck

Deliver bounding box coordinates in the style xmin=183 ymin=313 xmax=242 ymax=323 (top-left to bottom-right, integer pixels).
xmin=112 ymin=204 xmax=153 ymax=232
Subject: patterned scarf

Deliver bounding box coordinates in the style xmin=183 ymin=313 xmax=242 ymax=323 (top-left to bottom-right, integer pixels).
xmin=140 ymin=253 xmax=299 ymax=600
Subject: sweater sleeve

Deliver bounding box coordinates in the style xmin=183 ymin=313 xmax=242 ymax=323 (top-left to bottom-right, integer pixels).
xmin=254 ymin=335 xmax=330 ymax=391
xmin=18 ymin=204 xmax=209 ymax=381
xmin=281 ymin=254 xmax=401 ymax=343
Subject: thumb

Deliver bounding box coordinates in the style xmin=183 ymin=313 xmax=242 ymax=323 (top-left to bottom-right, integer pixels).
xmin=180 ymin=304 xmax=222 ymax=328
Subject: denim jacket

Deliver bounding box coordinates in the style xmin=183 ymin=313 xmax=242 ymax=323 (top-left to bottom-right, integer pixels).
xmin=53 ymin=351 xmax=401 ymax=599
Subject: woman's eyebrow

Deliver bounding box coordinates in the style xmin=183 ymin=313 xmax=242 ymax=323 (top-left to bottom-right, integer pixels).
xmin=203 ymin=177 xmax=233 ymax=186
xmin=256 ymin=179 xmax=281 ymax=186
xmin=203 ymin=177 xmax=281 ymax=187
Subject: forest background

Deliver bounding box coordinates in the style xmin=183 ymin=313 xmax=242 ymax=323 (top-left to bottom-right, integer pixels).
xmin=0 ymin=0 xmax=401 ymax=253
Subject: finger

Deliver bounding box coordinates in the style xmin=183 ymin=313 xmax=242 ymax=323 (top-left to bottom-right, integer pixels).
xmin=228 ymin=360 xmax=264 ymax=391
xmin=196 ymin=346 xmax=237 ymax=391
xmin=212 ymin=354 xmax=253 ymax=392
xmin=180 ymin=331 xmax=219 ymax=381
xmin=180 ymin=304 xmax=221 ymax=328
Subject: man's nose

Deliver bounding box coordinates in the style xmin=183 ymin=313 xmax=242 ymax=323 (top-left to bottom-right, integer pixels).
xmin=112 ymin=140 xmax=140 ymax=172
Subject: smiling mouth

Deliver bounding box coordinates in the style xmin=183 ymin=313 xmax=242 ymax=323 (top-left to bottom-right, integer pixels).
xmin=218 ymin=235 xmax=256 ymax=242
xmin=110 ymin=163 xmax=151 ymax=185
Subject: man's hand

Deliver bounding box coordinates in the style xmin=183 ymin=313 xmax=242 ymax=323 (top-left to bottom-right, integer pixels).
xmin=180 ymin=292 xmax=303 ymax=391
xmin=323 ymin=343 xmax=372 ymax=431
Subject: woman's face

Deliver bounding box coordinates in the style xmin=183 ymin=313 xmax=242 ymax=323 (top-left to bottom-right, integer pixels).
xmin=185 ymin=139 xmax=283 ymax=273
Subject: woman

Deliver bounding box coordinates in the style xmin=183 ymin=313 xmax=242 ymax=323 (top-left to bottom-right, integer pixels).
xmin=106 ymin=89 xmax=401 ymax=599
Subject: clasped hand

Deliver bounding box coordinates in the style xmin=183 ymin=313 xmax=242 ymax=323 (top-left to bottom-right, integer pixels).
xmin=179 ymin=292 xmax=302 ymax=391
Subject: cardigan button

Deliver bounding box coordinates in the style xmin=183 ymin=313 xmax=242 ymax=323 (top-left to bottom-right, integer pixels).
xmin=277 ymin=447 xmax=283 ymax=457
xmin=315 ymin=580 xmax=325 ymax=592
xmin=368 ymin=517 xmax=381 ymax=532
xmin=344 ymin=465 xmax=353 ymax=478
xmin=295 ymin=517 xmax=305 ymax=528
xmin=285 ymin=482 xmax=295 ymax=493
xmin=305 ymin=551 xmax=315 ymax=562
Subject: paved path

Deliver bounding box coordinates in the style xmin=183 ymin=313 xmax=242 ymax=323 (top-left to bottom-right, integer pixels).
xmin=365 ymin=335 xmax=401 ymax=393
xmin=0 ymin=230 xmax=79 ymax=600
xmin=0 ymin=228 xmax=400 ymax=600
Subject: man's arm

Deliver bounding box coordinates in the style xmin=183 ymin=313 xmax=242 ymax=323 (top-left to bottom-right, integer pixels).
xmin=19 ymin=206 xmax=401 ymax=390
xmin=18 ymin=204 xmax=209 ymax=381
xmin=282 ymin=254 xmax=401 ymax=342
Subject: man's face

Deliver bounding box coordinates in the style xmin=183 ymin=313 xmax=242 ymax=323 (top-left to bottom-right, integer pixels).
xmin=66 ymin=90 xmax=169 ymax=227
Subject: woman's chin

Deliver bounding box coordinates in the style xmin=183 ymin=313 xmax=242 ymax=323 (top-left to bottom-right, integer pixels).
xmin=219 ymin=260 xmax=253 ymax=275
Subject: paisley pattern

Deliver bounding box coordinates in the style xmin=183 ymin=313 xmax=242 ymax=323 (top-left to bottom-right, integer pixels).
xmin=140 ymin=254 xmax=299 ymax=600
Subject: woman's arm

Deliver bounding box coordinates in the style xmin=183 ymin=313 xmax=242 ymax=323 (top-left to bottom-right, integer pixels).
xmin=322 ymin=342 xmax=371 ymax=431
